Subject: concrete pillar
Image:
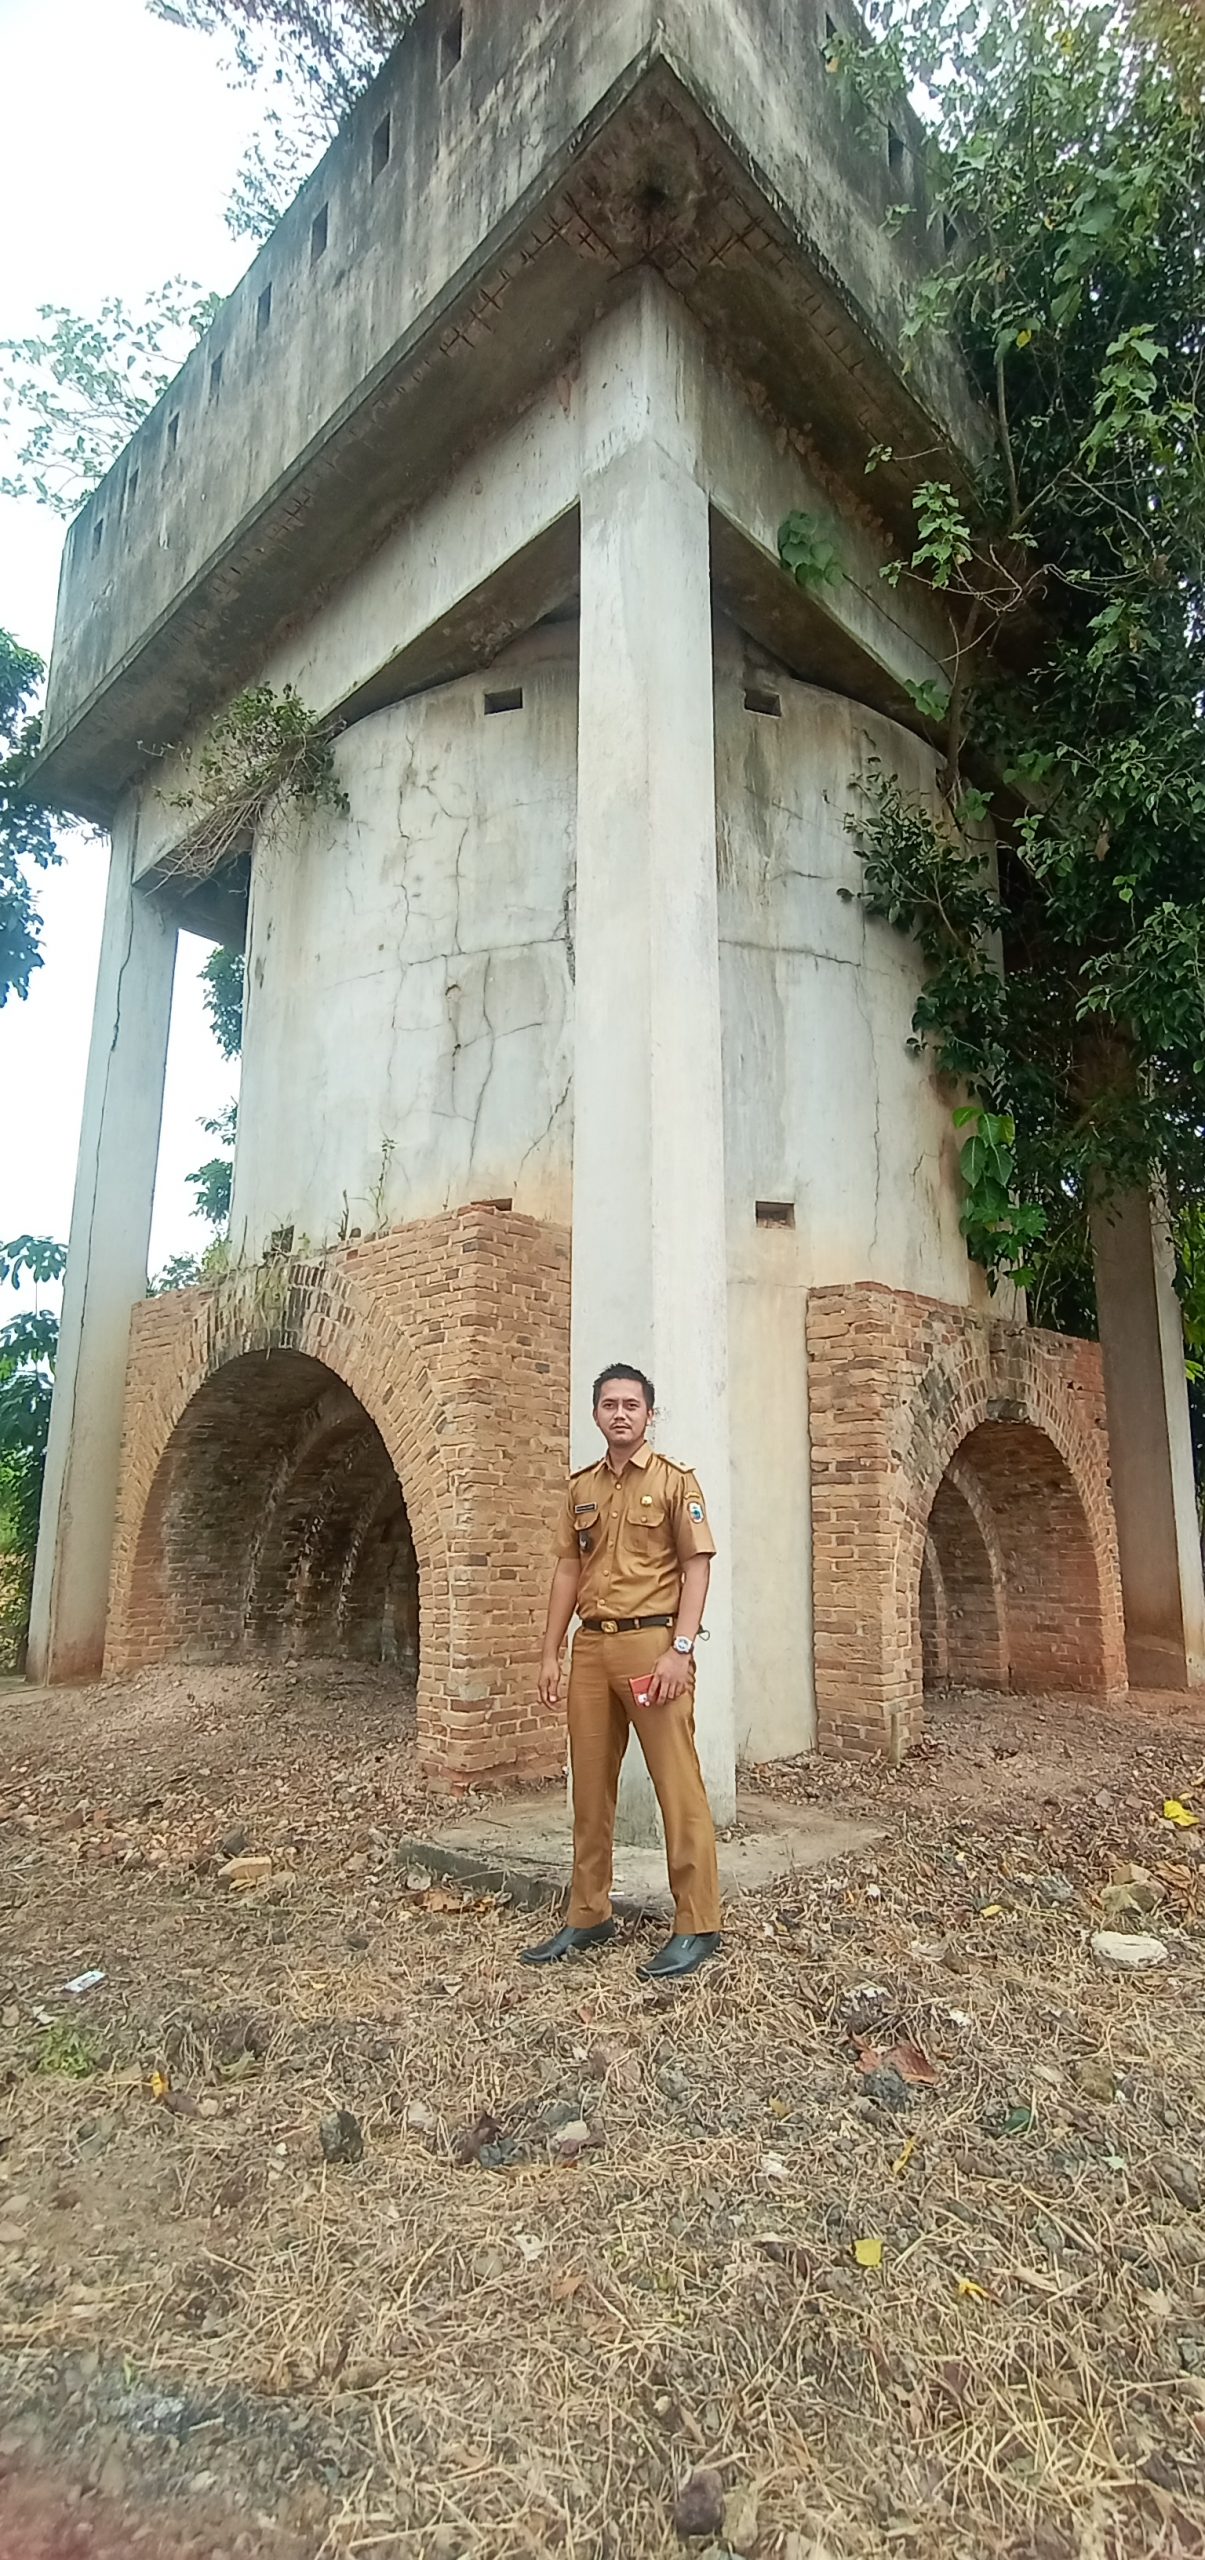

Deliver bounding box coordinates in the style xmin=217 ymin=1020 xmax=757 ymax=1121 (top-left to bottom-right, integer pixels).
xmin=27 ymin=808 xmax=176 ymax=1683
xmin=572 ymin=294 xmax=736 ymax=1836
xmin=1091 ymin=1190 xmax=1205 ymax=1688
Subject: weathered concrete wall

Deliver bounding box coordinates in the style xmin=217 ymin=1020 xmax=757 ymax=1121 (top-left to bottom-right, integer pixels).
xmin=715 ymin=648 xmax=987 ymax=1758
xmin=40 ymin=0 xmax=649 ymax=793
xmin=1091 ymin=1193 xmax=1205 ymax=1687
xmin=26 ymin=815 xmax=176 ymax=1684
xmin=717 ymin=657 xmax=978 ymax=1306
xmin=127 ymin=279 xmax=958 ymax=892
xmin=38 ymin=0 xmax=984 ymax=821
xmin=230 ymin=626 xmax=575 ymax=1255
xmin=660 ymin=0 xmax=978 ymax=450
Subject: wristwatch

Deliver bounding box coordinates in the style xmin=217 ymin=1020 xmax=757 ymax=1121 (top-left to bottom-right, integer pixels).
xmin=672 ymin=1636 xmax=695 ymax=1657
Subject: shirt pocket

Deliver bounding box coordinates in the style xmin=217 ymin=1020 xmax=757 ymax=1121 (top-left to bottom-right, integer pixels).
xmin=632 ymin=1499 xmax=669 ymax=1539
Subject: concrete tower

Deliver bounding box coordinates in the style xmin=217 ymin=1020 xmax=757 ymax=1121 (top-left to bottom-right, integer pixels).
xmin=28 ymin=0 xmax=1203 ymax=1807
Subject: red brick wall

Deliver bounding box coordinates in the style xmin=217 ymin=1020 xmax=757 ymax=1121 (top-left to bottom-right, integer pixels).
xmin=919 ymin=1538 xmax=947 ymax=1687
xmin=927 ymin=1462 xmax=1008 ymax=1692
xmin=807 ymin=1284 xmax=1127 ymax=1756
xmin=106 ymin=1207 xmax=570 ymax=1788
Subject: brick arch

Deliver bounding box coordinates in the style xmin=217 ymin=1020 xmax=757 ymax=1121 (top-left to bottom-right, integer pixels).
xmin=896 ymin=1363 xmax=1121 ymax=1721
xmin=337 ymin=1479 xmax=420 ymax=1676
xmin=806 ymin=1285 xmax=1127 ymax=1757
xmin=111 ymin=1344 xmax=429 ymax=1717
xmin=105 ymin=1209 xmax=572 ymax=1785
xmin=919 ymin=1535 xmax=948 ymax=1686
xmin=240 ymin=1384 xmax=415 ymax=1662
xmin=239 ymin=1384 xmax=368 ymax=1641
xmin=921 ymin=1465 xmax=1007 ymax=1693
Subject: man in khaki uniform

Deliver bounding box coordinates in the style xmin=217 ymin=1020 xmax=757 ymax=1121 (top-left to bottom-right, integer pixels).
xmin=522 ymin=1361 xmax=722 ymax=1981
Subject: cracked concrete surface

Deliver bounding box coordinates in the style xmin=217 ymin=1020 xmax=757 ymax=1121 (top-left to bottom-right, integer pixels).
xmin=715 ymin=644 xmax=978 ymax=1310
xmin=229 ymin=626 xmax=577 ymax=1255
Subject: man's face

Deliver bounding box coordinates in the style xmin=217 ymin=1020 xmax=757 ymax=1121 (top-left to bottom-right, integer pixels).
xmin=595 ymin=1380 xmax=650 ymax=1450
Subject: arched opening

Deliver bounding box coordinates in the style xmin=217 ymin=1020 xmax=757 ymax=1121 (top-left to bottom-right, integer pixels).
xmin=920 ymin=1418 xmax=1106 ymax=1697
xmin=919 ymin=1535 xmax=948 ymax=1690
xmin=922 ymin=1466 xmax=1007 ymax=1693
xmin=125 ymin=1352 xmax=419 ymax=1683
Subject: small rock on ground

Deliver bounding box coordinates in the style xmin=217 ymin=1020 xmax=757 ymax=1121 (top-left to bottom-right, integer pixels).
xmin=318 ymin=2108 xmax=364 ymax=2165
xmin=723 ymin=2486 xmax=760 ymax=2553
xmin=1091 ymin=1930 xmax=1168 ymax=1969
xmin=674 ymin=2467 xmax=725 ymax=2539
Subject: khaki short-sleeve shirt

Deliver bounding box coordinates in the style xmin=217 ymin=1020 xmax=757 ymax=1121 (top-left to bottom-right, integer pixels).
xmin=556 ymin=1442 xmax=716 ymax=1619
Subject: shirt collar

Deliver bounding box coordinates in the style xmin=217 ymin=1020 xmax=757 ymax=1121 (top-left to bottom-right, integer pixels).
xmin=595 ymin=1438 xmax=653 ymax=1479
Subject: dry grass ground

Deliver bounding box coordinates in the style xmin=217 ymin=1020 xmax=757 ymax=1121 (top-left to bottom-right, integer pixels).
xmin=1 ymin=1662 xmax=1204 ymax=2560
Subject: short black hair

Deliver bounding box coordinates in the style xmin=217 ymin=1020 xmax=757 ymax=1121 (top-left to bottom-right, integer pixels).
xmin=592 ymin=1361 xmax=655 ymax=1412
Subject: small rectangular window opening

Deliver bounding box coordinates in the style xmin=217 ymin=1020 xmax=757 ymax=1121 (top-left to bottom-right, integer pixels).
xmin=167 ymin=413 xmax=180 ymax=454
xmin=887 ymin=123 xmax=905 ymax=176
xmin=484 ymin=685 xmax=524 ymax=715
xmin=310 ymin=203 xmax=329 ymax=263
xmin=372 ymin=112 xmax=391 ymax=178
xmin=92 ymin=513 xmax=105 ymax=552
xmin=441 ymin=11 xmax=463 ymax=74
xmin=209 ymin=352 xmax=224 ymax=403
xmin=744 ymin=686 xmax=782 ymax=717
xmin=125 ymin=466 xmax=139 ymax=512
xmin=256 ymin=283 xmax=273 ymax=336
xmin=756 ymin=1200 xmax=796 ymax=1230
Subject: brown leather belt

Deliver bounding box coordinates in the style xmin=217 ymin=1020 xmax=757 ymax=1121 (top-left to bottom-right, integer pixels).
xmin=580 ymin=1614 xmax=674 ymax=1636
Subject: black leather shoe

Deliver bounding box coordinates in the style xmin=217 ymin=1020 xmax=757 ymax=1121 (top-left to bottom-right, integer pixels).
xmin=637 ymin=1932 xmax=722 ymax=1981
xmin=520 ymin=1920 xmax=615 ymax=1967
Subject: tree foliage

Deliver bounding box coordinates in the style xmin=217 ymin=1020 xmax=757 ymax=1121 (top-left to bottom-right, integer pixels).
xmin=781 ymin=0 xmax=1205 ymax=1317
xmin=188 ymin=1102 xmax=239 ymax=1232
xmin=200 ymin=945 xmax=245 ymax=1060
xmin=0 ymin=282 xmax=219 ymax=517
xmin=0 ymin=632 xmax=58 ymax=1008
xmin=148 ymin=0 xmax=416 ymax=238
xmin=0 ymin=1236 xmax=65 ymax=1666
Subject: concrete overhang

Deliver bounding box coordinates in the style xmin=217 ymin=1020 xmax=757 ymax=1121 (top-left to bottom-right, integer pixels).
xmin=36 ymin=0 xmax=990 ymax=826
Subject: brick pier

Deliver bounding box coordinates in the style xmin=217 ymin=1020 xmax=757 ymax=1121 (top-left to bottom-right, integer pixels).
xmin=105 ymin=1207 xmax=569 ymax=1789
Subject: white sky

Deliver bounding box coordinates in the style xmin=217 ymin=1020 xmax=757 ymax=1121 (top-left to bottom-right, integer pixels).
xmin=0 ymin=0 xmax=276 ymax=1288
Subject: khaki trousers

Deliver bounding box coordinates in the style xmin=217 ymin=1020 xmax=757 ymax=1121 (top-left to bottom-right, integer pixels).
xmin=566 ymin=1627 xmax=722 ymax=1934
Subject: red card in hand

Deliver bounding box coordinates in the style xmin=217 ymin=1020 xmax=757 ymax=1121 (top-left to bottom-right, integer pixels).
xmin=628 ymin=1674 xmax=655 ymax=1707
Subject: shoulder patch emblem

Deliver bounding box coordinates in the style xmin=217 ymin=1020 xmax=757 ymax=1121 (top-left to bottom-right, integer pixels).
xmin=688 ymin=1500 xmax=705 ymax=1522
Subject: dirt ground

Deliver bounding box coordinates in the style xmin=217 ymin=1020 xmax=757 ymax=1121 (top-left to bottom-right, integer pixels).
xmin=1 ymin=1662 xmax=1205 ymax=2560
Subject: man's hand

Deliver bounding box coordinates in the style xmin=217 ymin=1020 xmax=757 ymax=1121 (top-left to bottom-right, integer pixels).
xmin=645 ymin=1649 xmax=691 ymax=1705
xmin=537 ymin=1559 xmax=581 ymax=1708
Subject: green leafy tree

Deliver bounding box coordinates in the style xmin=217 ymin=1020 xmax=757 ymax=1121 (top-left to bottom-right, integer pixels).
xmin=200 ymin=945 xmax=245 ymax=1059
xmin=0 ymin=282 xmax=219 ymax=517
xmin=780 ymin=0 xmax=1205 ymax=1320
xmin=188 ymin=1102 xmax=239 ymax=1231
xmin=186 ymin=948 xmax=242 ymax=1267
xmin=0 ymin=631 xmax=58 ymax=1007
xmin=0 ymin=1236 xmax=65 ymax=1668
xmin=148 ymin=1 xmax=417 ymax=238
xmin=148 ymin=1252 xmax=204 ymax=1294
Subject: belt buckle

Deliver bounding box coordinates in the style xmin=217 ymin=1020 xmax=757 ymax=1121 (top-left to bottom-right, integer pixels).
xmin=600 ymin=1617 xmax=618 ymax=1636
